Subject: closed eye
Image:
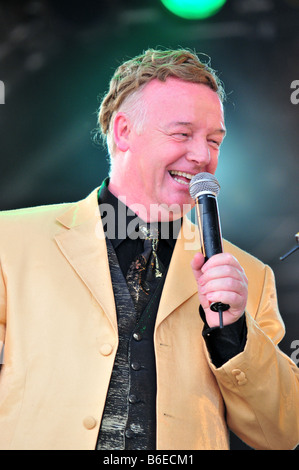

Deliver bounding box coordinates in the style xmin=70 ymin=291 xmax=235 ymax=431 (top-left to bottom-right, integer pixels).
xmin=172 ymin=133 xmax=191 ymax=140
xmin=208 ymin=139 xmax=223 ymax=149
xmin=209 ymin=139 xmax=220 ymax=146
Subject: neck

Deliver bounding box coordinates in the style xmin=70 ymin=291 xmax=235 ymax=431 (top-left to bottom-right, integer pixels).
xmin=108 ymin=181 xmax=185 ymax=223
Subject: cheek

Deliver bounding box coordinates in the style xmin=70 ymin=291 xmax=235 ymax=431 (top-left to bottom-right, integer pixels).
xmin=207 ymin=152 xmax=219 ymax=174
xmin=130 ymin=137 xmax=187 ymax=185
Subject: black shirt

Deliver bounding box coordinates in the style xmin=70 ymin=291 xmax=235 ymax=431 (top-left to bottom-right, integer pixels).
xmin=98 ymin=178 xmax=181 ymax=276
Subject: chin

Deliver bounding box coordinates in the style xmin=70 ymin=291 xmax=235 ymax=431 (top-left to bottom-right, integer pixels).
xmin=155 ymin=197 xmax=193 ymax=221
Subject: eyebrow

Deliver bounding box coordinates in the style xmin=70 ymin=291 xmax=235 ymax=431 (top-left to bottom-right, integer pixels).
xmin=166 ymin=121 xmax=192 ymax=128
xmin=166 ymin=121 xmax=226 ymax=136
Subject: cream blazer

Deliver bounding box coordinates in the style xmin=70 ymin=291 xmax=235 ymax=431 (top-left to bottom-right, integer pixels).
xmin=0 ymin=188 xmax=298 ymax=450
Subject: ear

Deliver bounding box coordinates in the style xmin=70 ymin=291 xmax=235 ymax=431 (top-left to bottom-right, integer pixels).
xmin=113 ymin=112 xmax=131 ymax=152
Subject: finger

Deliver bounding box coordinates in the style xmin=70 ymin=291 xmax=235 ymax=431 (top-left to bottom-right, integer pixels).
xmin=201 ymin=253 xmax=241 ymax=273
xmin=199 ymin=266 xmax=248 ymax=290
xmin=199 ymin=278 xmax=246 ymax=297
xmin=206 ymin=287 xmax=245 ymax=303
xmin=199 ymin=281 xmax=247 ymax=312
xmin=206 ymin=289 xmax=247 ymax=312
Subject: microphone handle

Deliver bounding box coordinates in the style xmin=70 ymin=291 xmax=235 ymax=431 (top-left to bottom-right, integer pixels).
xmin=195 ymin=193 xmax=230 ymax=328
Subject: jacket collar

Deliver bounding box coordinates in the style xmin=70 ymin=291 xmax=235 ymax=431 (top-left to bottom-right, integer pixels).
xmin=55 ymin=187 xmax=100 ymax=229
xmin=54 ymin=187 xmax=118 ymax=333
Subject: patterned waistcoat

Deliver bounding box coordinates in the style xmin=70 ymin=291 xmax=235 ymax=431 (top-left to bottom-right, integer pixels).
xmin=96 ymin=238 xmax=166 ymax=450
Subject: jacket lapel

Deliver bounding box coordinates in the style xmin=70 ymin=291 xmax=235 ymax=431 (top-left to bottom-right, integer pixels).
xmin=54 ymin=188 xmax=201 ymax=332
xmin=156 ymin=216 xmax=201 ymax=328
xmin=54 ymin=188 xmax=118 ymax=333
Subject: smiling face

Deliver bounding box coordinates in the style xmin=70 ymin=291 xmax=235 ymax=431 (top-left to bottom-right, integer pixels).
xmin=108 ymin=78 xmax=226 ymax=221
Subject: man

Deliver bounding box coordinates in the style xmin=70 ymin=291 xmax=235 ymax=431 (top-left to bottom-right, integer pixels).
xmin=0 ymin=48 xmax=298 ymax=450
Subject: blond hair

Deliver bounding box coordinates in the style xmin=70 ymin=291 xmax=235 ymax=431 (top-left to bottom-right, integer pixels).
xmin=96 ymin=48 xmax=225 ymax=155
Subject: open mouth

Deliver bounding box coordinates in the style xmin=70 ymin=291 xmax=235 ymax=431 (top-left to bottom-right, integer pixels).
xmin=169 ymin=170 xmax=194 ymax=186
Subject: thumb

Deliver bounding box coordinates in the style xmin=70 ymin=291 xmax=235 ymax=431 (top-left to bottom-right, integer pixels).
xmin=191 ymin=252 xmax=205 ymax=276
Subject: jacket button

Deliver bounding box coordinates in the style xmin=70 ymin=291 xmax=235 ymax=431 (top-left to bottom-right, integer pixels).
xmin=131 ymin=362 xmax=141 ymax=371
xmin=100 ymin=343 xmax=113 ymax=356
xmin=83 ymin=416 xmax=97 ymax=430
xmin=232 ymin=369 xmax=248 ymax=385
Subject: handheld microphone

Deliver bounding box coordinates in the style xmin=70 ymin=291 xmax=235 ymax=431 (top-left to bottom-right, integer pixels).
xmin=189 ymin=172 xmax=229 ymax=328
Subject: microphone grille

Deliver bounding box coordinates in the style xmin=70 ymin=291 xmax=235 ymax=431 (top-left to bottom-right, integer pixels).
xmin=189 ymin=172 xmax=220 ymax=199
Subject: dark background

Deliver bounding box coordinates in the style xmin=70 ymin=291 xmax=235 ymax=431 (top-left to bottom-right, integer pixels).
xmin=0 ymin=0 xmax=298 ymax=450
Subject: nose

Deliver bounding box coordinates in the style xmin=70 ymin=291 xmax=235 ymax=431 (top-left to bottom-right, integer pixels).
xmin=185 ymin=138 xmax=211 ymax=167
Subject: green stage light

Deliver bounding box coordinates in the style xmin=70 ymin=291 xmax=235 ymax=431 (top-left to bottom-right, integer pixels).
xmin=161 ymin=0 xmax=227 ymax=20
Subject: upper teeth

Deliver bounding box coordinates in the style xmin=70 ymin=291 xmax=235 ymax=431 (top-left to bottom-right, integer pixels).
xmin=170 ymin=171 xmax=193 ymax=180
xmin=169 ymin=171 xmax=194 ymax=185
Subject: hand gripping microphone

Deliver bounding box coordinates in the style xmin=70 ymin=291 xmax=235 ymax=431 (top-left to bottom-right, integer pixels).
xmin=189 ymin=172 xmax=229 ymax=328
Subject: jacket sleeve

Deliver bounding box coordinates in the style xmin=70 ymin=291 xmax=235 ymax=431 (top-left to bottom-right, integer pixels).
xmin=205 ymin=264 xmax=299 ymax=450
xmin=0 ymin=260 xmax=6 ymax=368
